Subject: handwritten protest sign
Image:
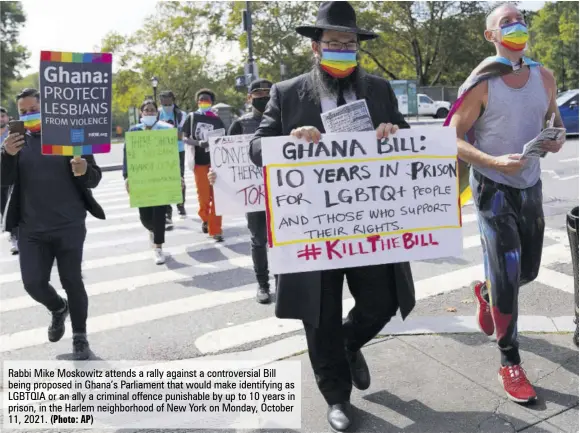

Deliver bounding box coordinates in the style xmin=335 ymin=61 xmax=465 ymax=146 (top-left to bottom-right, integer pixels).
xmin=261 ymin=127 xmax=463 ymax=274
xmin=321 ymin=99 xmax=374 ymax=133
xmin=125 ymin=129 xmax=182 ymax=208
xmin=210 ymin=134 xmax=265 ymax=215
xmin=39 ymin=51 xmax=113 ymax=156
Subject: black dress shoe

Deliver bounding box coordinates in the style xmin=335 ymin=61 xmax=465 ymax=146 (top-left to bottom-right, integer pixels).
xmin=327 ymin=402 xmax=351 ymax=432
xmin=346 ymin=350 xmax=370 ymax=390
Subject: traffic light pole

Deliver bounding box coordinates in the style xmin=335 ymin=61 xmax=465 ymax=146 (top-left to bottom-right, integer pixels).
xmin=246 ymin=1 xmax=256 ymax=88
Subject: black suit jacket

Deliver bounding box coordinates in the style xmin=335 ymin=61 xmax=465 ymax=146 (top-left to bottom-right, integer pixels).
xmin=249 ymin=69 xmax=416 ymax=327
xmin=1 ymin=144 xmax=105 ymax=232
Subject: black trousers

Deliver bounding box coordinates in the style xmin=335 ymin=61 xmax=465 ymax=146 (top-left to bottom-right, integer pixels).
xmin=303 ymin=265 xmax=398 ymax=405
xmin=139 ymin=206 xmax=166 ymax=245
xmin=1 ymin=186 xmax=17 ymax=237
xmin=167 ymin=151 xmax=186 ymax=217
xmin=19 ymin=224 xmax=88 ymax=333
xmin=246 ymin=211 xmax=269 ymax=288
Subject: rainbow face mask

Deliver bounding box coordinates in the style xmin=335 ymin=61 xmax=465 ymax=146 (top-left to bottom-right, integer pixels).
xmin=320 ymin=49 xmax=357 ymax=79
xmin=198 ymin=101 xmax=212 ymax=113
xmin=500 ymin=22 xmax=529 ymax=51
xmin=20 ymin=111 xmax=41 ymax=134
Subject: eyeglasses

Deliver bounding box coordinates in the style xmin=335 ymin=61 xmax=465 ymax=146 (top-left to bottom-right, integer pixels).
xmin=319 ymin=40 xmax=358 ymax=51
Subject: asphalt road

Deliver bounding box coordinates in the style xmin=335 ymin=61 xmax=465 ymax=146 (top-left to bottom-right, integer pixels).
xmin=1 ymin=137 xmax=577 ymax=362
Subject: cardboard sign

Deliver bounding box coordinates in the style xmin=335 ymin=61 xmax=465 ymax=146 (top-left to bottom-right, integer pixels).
xmin=210 ymin=134 xmax=265 ymax=215
xmin=39 ymin=51 xmax=113 ymax=156
xmin=261 ymin=127 xmax=463 ymax=273
xmin=125 ymin=129 xmax=182 ymax=208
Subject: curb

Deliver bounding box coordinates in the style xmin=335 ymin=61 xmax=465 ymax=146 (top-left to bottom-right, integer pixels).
xmin=101 ymin=164 xmax=122 ymax=172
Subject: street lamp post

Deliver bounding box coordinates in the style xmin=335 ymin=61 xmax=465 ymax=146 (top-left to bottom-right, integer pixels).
xmin=151 ymin=76 xmax=159 ymax=102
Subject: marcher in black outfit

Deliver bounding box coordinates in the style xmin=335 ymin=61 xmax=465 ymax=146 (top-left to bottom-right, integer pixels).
xmin=159 ymin=90 xmax=188 ymax=223
xmin=1 ymin=88 xmax=105 ymax=360
xmin=123 ymin=99 xmax=180 ymax=265
xmin=0 ymin=106 xmax=18 ymax=254
xmin=208 ymin=79 xmax=274 ymax=303
xmin=249 ymin=3 xmax=416 ymax=431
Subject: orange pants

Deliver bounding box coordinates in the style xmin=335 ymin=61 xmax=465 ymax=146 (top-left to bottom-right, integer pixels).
xmin=193 ymin=164 xmax=222 ymax=236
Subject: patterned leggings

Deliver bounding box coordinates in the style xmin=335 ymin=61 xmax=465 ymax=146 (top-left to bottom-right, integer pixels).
xmin=470 ymin=170 xmax=545 ymax=366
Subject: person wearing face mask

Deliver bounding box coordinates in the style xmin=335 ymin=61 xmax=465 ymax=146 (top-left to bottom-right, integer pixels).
xmin=159 ymin=90 xmax=188 ymax=222
xmin=0 ymin=106 xmax=19 ymax=255
xmin=1 ymin=88 xmax=105 ymax=360
xmin=449 ymin=3 xmax=566 ymax=403
xmin=123 ymin=99 xmax=180 ymax=265
xmin=208 ymin=79 xmax=273 ymax=303
xmin=249 ymin=3 xmax=416 ymax=431
xmin=182 ymin=89 xmax=225 ymax=242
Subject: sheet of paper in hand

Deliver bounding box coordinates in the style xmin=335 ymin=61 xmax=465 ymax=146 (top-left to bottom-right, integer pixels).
xmin=205 ymin=128 xmax=225 ymax=152
xmin=522 ymin=127 xmax=566 ymax=158
xmin=261 ymin=127 xmax=463 ymax=274
xmin=321 ymin=99 xmax=374 ymax=133
xmin=210 ymin=134 xmax=265 ymax=215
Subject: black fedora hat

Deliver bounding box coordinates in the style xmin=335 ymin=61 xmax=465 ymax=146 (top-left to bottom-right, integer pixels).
xmin=296 ymin=1 xmax=377 ymax=41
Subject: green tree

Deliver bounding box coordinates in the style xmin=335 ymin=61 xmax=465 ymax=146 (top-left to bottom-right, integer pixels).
xmin=100 ymin=2 xmax=248 ymax=116
xmin=528 ymin=1 xmax=579 ymax=90
xmin=354 ymin=1 xmax=493 ymax=85
xmin=0 ymin=1 xmax=29 ymax=97
xmin=217 ymin=1 xmax=319 ymax=81
xmin=1 ymin=72 xmax=38 ymax=116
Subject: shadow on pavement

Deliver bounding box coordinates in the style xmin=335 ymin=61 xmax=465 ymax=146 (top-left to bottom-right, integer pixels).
xmin=359 ymin=390 xmax=554 ymax=433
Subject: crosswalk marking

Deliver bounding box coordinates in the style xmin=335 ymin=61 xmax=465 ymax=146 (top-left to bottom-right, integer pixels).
xmin=0 ymin=171 xmax=575 ymax=361
xmin=0 ymin=284 xmax=259 ymax=352
xmin=194 ymin=243 xmax=571 ymax=354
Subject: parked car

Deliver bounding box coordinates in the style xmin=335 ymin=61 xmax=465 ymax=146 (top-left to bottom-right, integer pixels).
xmin=557 ymin=89 xmax=579 ymax=135
xmin=417 ymin=94 xmax=451 ymax=119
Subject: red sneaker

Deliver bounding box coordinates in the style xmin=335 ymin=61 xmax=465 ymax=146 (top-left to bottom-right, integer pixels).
xmin=498 ymin=365 xmax=537 ymax=403
xmin=473 ymin=281 xmax=494 ymax=336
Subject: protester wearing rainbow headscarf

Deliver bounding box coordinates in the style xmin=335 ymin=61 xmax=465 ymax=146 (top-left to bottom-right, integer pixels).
xmin=182 ymin=89 xmax=225 ymax=242
xmin=449 ymin=3 xmax=566 ymax=404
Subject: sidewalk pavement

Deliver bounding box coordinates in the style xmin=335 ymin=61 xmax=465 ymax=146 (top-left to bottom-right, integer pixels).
xmin=97 ymin=118 xmax=446 ymax=172
xmin=241 ymin=332 xmax=578 ymax=433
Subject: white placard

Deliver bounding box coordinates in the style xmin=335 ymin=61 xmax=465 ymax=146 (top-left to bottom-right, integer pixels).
xmin=210 ymin=134 xmax=265 ymax=215
xmin=261 ymin=127 xmax=463 ymax=274
xmin=321 ymin=99 xmax=374 ymax=133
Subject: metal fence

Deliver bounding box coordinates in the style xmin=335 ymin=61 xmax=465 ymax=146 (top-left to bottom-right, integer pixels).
xmin=418 ymin=86 xmax=459 ymax=103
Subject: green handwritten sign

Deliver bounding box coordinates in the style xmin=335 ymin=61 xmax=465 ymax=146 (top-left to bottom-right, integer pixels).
xmin=125 ymin=129 xmax=182 ymax=208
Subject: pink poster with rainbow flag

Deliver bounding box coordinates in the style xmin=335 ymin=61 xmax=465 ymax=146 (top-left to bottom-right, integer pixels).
xmin=39 ymin=51 xmax=113 ymax=156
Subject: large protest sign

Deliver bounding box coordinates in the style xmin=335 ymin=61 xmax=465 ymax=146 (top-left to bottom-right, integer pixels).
xmin=262 ymin=127 xmax=463 ymax=274
xmin=125 ymin=129 xmax=182 ymax=208
xmin=39 ymin=51 xmax=112 ymax=156
xmin=210 ymin=134 xmax=265 ymax=215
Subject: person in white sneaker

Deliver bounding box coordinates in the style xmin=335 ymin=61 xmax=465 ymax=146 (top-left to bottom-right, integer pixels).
xmin=123 ymin=99 xmax=182 ymax=265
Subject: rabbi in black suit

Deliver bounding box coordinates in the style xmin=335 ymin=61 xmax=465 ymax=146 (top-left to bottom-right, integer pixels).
xmin=249 ymin=2 xmax=416 ymax=431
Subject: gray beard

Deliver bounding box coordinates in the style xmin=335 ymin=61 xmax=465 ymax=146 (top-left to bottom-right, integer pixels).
xmin=310 ymin=57 xmax=359 ymax=104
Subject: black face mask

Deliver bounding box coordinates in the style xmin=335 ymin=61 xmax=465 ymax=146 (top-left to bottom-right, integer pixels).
xmin=252 ymin=96 xmax=270 ymax=113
